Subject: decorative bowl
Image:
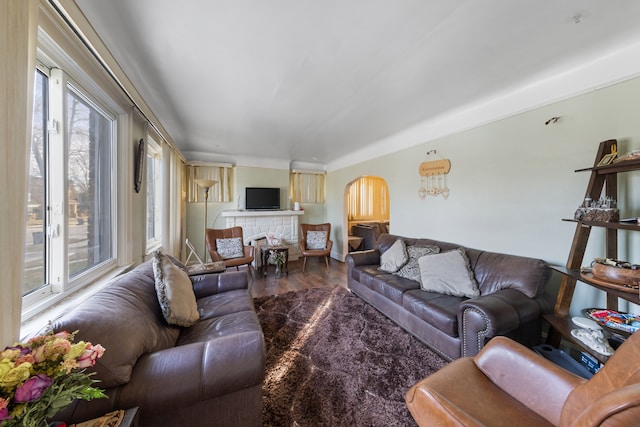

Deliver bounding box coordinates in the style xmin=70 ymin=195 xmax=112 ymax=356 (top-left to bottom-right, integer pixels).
xmin=591 ymin=261 xmax=640 ymax=289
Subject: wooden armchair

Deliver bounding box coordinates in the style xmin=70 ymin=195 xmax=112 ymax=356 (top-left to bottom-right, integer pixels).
xmin=205 ymin=227 xmax=254 ymax=278
xmin=298 ymin=223 xmax=332 ymax=272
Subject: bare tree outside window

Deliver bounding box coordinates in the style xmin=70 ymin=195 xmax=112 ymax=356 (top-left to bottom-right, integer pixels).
xmin=67 ymin=90 xmax=113 ymax=277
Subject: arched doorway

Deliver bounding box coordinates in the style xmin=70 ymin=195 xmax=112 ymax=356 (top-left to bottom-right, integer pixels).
xmin=342 ymin=176 xmax=390 ymax=257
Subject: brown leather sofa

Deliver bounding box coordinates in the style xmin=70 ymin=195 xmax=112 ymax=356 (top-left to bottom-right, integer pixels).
xmin=351 ymin=222 xmax=388 ymax=250
xmin=406 ymin=333 xmax=640 ymax=426
xmin=345 ymin=233 xmax=551 ymax=361
xmin=51 ymin=259 xmax=265 ymax=426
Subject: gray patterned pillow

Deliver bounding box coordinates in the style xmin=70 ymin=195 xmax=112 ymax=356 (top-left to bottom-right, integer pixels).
xmin=152 ymin=251 xmax=199 ymax=327
xmin=394 ymin=245 xmax=440 ymax=282
xmin=216 ymin=237 xmax=244 ymax=259
xmin=306 ymin=231 xmax=327 ymax=250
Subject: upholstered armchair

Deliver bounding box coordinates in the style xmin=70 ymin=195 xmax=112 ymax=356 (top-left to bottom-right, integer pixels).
xmin=205 ymin=227 xmax=254 ymax=278
xmin=298 ymin=223 xmax=333 ymax=272
xmin=405 ymin=332 xmax=640 ymax=426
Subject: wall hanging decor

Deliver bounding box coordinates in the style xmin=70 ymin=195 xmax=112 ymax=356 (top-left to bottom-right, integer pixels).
xmin=134 ymin=138 xmax=145 ymax=193
xmin=418 ymin=149 xmax=451 ymax=199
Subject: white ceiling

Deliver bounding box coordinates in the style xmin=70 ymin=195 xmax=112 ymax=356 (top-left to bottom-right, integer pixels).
xmin=73 ymin=0 xmax=640 ymax=169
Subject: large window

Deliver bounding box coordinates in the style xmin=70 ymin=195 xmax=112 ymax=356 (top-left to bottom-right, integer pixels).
xmin=23 ymin=66 xmax=116 ymax=307
xmin=66 ymin=88 xmax=113 ymax=277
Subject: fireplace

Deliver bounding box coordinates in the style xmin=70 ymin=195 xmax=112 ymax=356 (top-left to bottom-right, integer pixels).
xmin=221 ymin=210 xmax=304 ymax=265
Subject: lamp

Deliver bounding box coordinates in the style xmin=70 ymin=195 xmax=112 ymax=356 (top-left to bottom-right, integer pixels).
xmin=194 ymin=179 xmax=217 ymax=261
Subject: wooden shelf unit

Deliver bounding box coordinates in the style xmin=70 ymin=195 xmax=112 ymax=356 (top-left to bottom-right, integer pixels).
xmin=545 ymin=139 xmax=640 ymax=364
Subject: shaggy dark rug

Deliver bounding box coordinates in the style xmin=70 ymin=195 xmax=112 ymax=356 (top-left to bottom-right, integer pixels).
xmin=255 ymin=285 xmax=448 ymax=427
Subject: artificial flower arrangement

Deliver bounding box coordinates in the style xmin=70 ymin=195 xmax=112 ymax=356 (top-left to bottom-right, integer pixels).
xmin=0 ymin=330 xmax=106 ymax=427
xmin=269 ymin=249 xmax=286 ymax=267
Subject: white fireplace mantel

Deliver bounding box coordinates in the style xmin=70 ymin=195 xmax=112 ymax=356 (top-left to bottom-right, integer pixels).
xmin=221 ymin=210 xmax=305 ymax=261
xmin=221 ymin=209 xmax=304 ymax=219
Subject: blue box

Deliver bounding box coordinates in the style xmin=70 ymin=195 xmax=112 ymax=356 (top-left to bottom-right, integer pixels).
xmin=580 ymin=352 xmax=603 ymax=374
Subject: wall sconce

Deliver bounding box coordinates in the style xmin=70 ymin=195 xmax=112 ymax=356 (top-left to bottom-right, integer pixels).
xmin=418 ymin=150 xmax=451 ymax=199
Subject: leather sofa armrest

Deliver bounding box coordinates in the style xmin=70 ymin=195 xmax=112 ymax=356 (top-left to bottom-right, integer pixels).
xmin=475 ymin=336 xmax=585 ymax=425
xmin=458 ymin=288 xmax=541 ymax=357
xmin=117 ymin=330 xmax=265 ymax=412
xmin=569 ymin=383 xmax=640 ymax=426
xmin=345 ymin=250 xmax=381 ymax=269
xmin=191 ymin=270 xmax=249 ymax=299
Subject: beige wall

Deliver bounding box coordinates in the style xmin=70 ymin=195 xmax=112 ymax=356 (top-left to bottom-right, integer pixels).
xmin=326 ymin=76 xmax=640 ymax=316
xmin=130 ymin=114 xmax=151 ymax=263
xmin=185 ymin=165 xmax=326 ymax=261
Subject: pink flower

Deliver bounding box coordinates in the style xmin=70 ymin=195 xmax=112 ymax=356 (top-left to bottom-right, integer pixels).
xmin=15 ymin=353 xmax=36 ymax=366
xmin=77 ymin=343 xmax=105 ymax=368
xmin=14 ymin=374 xmax=54 ymax=403
xmin=53 ymin=331 xmax=72 ymax=340
xmin=0 ymin=407 xmax=9 ymax=422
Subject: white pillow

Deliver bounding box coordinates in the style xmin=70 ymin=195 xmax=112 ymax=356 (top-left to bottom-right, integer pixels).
xmin=306 ymin=230 xmax=328 ymax=250
xmin=216 ymin=237 xmax=244 ymax=259
xmin=152 ymin=251 xmax=200 ymax=327
xmin=379 ymin=239 xmax=408 ymax=273
xmin=418 ymin=248 xmax=480 ymax=298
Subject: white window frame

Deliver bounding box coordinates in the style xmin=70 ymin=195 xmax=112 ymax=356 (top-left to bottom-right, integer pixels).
xmin=146 ymin=135 xmax=163 ymax=253
xmin=22 ymin=25 xmax=129 ymax=322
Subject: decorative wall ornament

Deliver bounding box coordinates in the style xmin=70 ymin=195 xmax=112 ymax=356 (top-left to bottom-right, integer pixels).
xmin=418 ymin=150 xmax=451 ymax=199
xmin=418 ymin=150 xmax=451 ymax=200
xmin=134 ymin=138 xmax=145 ymax=193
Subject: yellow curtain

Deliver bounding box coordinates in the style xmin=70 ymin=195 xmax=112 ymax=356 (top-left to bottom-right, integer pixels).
xmin=348 ymin=176 xmax=389 ymax=221
xmin=290 ymin=171 xmax=325 ymax=203
xmin=186 ymin=164 xmax=232 ymax=203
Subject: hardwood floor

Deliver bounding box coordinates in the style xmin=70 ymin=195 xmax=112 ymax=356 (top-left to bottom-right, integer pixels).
xmin=247 ymin=256 xmax=348 ymax=298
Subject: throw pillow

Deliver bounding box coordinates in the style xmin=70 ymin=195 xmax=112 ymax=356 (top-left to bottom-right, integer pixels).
xmin=152 ymin=250 xmax=200 ymax=327
xmin=216 ymin=237 xmax=244 ymax=259
xmin=379 ymin=239 xmax=409 ymax=273
xmin=418 ymin=248 xmax=480 ymax=298
xmin=395 ymin=245 xmax=440 ymax=282
xmin=306 ymin=230 xmax=328 ymax=250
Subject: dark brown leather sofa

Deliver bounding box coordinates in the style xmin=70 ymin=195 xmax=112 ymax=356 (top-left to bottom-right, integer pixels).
xmin=345 ymin=233 xmax=551 ymax=361
xmin=351 ymin=222 xmax=388 ymax=250
xmin=406 ymin=333 xmax=640 ymax=426
xmin=51 ymin=260 xmax=265 ymax=426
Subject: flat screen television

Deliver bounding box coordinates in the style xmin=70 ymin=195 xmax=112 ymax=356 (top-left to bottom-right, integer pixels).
xmin=245 ymin=187 xmax=280 ymax=210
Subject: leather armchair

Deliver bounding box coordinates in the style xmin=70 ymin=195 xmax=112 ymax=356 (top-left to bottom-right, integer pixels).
xmin=299 ymin=223 xmax=332 ymax=272
xmin=406 ymin=332 xmax=640 ymax=426
xmin=351 ymin=224 xmax=379 ymax=250
xmin=205 ymin=227 xmax=254 ymax=278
